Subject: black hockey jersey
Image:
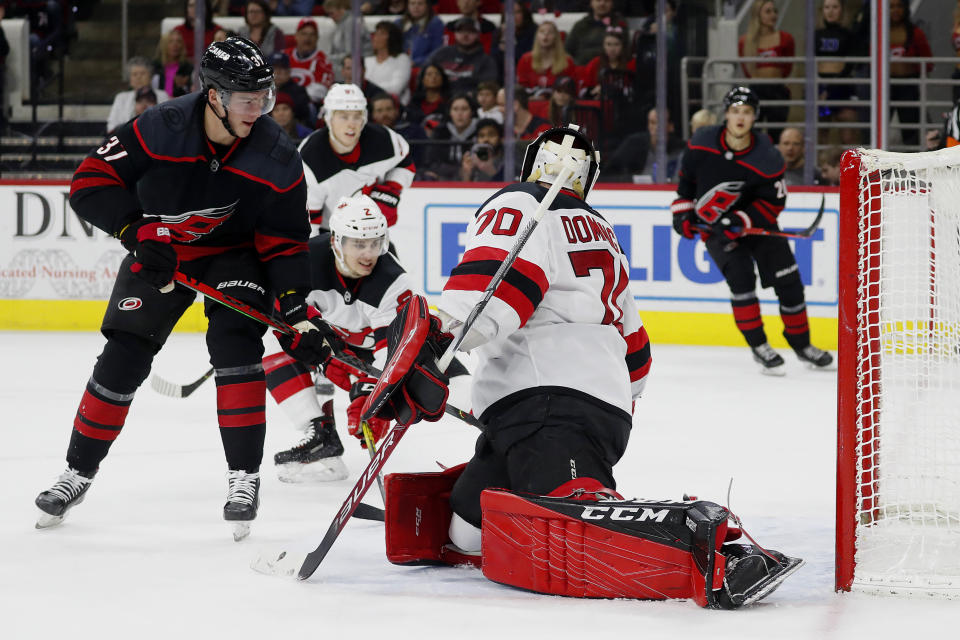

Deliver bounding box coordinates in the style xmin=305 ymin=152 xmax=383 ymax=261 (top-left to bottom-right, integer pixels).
xmin=70 ymin=92 xmax=310 ymax=293
xmin=297 ymin=123 xmax=415 ymax=226
xmin=306 ymin=233 xmax=414 ymax=366
xmin=676 ymin=125 xmax=787 ymax=230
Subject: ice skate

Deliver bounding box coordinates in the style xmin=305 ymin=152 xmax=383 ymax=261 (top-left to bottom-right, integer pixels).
xmin=794 ymin=344 xmax=835 ymax=370
xmin=750 ymin=343 xmax=786 ymax=376
xmin=274 ymin=401 xmax=348 ymax=483
xmin=224 ymin=470 xmax=260 ymax=542
xmin=35 ymin=468 xmax=96 ymax=529
xmin=717 ymin=544 xmax=804 ymax=609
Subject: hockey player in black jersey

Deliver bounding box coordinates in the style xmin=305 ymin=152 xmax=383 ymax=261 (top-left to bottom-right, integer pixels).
xmin=298 ymin=83 xmax=415 ymax=229
xmin=35 ymin=37 xmax=320 ymax=541
xmin=672 ymin=86 xmax=833 ymax=374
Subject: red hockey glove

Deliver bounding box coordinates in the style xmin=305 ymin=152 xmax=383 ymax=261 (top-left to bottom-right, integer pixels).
xmin=670 ymin=198 xmax=696 ymax=239
xmin=361 ymin=181 xmax=403 ymax=226
xmin=323 ymin=351 xmax=361 ymax=391
xmin=119 ymin=217 xmax=179 ymax=292
xmin=347 ymin=377 xmax=391 ymax=447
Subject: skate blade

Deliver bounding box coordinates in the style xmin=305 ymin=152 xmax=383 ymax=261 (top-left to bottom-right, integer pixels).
xmin=35 ymin=511 xmax=65 ymax=529
xmin=232 ymin=522 xmax=252 ymax=542
xmin=802 ymin=360 xmax=837 ymax=372
xmin=250 ymin=549 xmax=307 ymax=577
xmin=742 ymin=556 xmax=805 ymax=607
xmin=276 ymin=457 xmax=349 ymax=483
xmin=758 ymin=364 xmax=786 ymax=377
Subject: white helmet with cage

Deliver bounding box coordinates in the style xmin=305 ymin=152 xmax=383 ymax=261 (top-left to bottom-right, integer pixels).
xmin=329 ymin=194 xmax=388 ymax=276
xmin=322 ymin=83 xmax=368 ymax=129
xmin=519 ymin=123 xmax=601 ymax=199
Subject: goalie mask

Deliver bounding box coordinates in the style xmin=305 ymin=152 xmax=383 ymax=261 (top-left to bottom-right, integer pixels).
xmin=520 ymin=123 xmax=600 ymax=199
xmin=323 ymin=83 xmax=368 ymax=129
xmin=329 ymin=195 xmax=389 ymax=277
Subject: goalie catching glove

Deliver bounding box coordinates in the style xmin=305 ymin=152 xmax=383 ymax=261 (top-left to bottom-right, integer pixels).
xmin=362 ymin=294 xmax=451 ymax=427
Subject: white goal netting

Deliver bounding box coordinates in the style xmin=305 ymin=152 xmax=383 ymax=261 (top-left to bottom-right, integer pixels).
xmin=851 ymin=147 xmax=960 ymax=597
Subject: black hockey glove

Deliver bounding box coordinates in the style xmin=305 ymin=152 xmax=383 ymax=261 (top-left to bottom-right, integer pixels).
xmin=119 ymin=216 xmax=179 ymax=291
xmin=275 ymin=317 xmax=343 ymax=368
xmin=278 ymin=290 xmax=310 ymax=327
xmin=671 ymin=198 xmax=696 ymax=239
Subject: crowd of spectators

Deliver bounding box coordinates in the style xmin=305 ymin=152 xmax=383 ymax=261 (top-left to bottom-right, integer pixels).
xmin=89 ymin=0 xmax=959 ymax=184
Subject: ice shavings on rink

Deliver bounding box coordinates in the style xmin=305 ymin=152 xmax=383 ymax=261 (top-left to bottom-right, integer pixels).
xmin=1 ymin=332 xmax=957 ymax=639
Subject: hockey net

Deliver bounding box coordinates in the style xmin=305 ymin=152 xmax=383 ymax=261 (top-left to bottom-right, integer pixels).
xmin=836 ymin=147 xmax=960 ymax=598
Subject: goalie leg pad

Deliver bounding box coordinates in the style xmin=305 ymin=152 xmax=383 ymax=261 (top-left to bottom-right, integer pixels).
xmin=384 ymin=463 xmax=469 ymax=566
xmin=480 ymin=489 xmax=731 ymax=606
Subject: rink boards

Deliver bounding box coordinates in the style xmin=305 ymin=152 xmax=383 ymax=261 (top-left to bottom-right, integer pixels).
xmin=0 ymin=181 xmax=839 ymax=347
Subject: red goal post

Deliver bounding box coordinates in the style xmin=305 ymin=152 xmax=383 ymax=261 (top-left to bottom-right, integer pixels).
xmin=836 ymin=147 xmax=960 ymax=598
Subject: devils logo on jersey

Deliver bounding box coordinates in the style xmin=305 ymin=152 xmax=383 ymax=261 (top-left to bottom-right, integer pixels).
xmin=159 ymin=201 xmax=238 ymax=242
xmin=695 ymin=181 xmax=744 ymax=223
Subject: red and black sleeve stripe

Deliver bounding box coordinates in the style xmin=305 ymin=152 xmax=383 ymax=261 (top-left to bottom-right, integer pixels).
xmin=624 ymin=326 xmax=652 ymax=383
xmin=254 ymin=231 xmax=308 ymax=262
xmin=748 ymin=199 xmax=784 ymax=226
xmin=444 ymin=247 xmax=548 ymax=327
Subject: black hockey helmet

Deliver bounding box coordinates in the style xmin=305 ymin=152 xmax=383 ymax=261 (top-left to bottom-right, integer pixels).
xmin=519 ymin=123 xmax=601 ymax=198
xmin=200 ymin=36 xmax=275 ymax=94
xmin=723 ymin=86 xmax=760 ymax=116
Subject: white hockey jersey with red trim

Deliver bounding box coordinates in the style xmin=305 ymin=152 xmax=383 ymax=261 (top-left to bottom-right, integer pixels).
xmin=304 ymin=233 xmax=414 ymax=368
xmin=439 ymin=182 xmax=651 ymax=419
xmin=298 ymin=123 xmax=414 ymax=228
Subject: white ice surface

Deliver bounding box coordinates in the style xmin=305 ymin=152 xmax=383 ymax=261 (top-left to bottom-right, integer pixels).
xmin=2 ymin=332 xmax=956 ymax=639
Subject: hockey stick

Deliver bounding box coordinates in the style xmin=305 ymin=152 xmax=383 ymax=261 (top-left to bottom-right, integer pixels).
xmin=290 ymin=159 xmax=582 ymax=581
xmin=170 ymin=271 xmax=481 ymax=428
xmin=692 ymin=195 xmax=825 ymax=240
xmin=361 ymin=421 xmax=387 ymax=501
xmin=150 ymin=366 xmax=215 ymax=398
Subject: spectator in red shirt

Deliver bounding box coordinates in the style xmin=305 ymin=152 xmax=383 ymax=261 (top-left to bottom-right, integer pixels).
xmin=889 ymin=0 xmax=932 ymax=147
xmin=738 ymin=0 xmax=795 ymax=140
xmin=174 ymin=0 xmax=222 ymax=59
xmin=517 ymin=21 xmax=576 ymax=99
xmin=578 ymin=26 xmax=634 ymax=98
xmin=284 ymin=18 xmax=335 ymax=103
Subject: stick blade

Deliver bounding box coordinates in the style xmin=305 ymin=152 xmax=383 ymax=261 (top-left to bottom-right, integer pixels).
xmin=149 ymin=374 xmax=183 ymax=398
xmin=297 ymin=520 xmax=342 ymax=580
xmin=250 ymin=549 xmax=307 ymax=577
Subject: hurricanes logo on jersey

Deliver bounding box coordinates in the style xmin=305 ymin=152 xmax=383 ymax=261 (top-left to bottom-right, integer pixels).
xmin=695 ymin=181 xmax=744 ymax=223
xmin=159 ymin=201 xmax=238 ymax=242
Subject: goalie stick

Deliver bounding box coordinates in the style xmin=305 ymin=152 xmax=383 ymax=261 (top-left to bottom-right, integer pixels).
xmin=288 ymin=157 xmax=583 ymax=581
xmin=169 ymin=271 xmax=480 ymax=429
xmin=692 ymin=194 xmax=825 ymax=240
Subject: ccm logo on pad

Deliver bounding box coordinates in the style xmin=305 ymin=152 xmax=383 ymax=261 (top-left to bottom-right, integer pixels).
xmin=580 ymin=506 xmax=670 ymax=523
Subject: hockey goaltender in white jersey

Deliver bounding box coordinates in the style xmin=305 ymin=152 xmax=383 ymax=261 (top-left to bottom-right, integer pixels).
xmin=360 ymin=124 xmax=804 ymax=610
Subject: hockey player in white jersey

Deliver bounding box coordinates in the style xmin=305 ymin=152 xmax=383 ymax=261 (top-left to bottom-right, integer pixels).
xmin=298 ymin=83 xmax=415 ymax=229
xmin=266 ymin=195 xmax=412 ymax=481
xmin=364 ymin=124 xmax=803 ymax=608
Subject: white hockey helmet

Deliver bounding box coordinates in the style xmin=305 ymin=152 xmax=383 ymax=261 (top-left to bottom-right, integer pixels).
xmin=322 ymin=83 xmax=368 ymax=129
xmin=520 ymin=123 xmax=601 ymax=198
xmin=329 ymin=194 xmax=389 ymax=274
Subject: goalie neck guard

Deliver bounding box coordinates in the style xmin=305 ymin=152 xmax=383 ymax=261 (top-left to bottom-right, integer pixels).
xmin=520 ymin=123 xmax=600 ymax=199
xmin=329 ymin=195 xmax=389 ymax=277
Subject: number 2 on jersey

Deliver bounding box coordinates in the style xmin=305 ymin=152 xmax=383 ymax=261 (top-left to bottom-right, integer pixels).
xmin=567 ymin=249 xmax=628 ymax=329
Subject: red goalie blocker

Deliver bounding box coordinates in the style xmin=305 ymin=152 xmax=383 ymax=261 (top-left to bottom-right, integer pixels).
xmin=480 ymin=490 xmax=732 ymax=608
xmin=383 ymin=463 xmax=480 ymax=568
